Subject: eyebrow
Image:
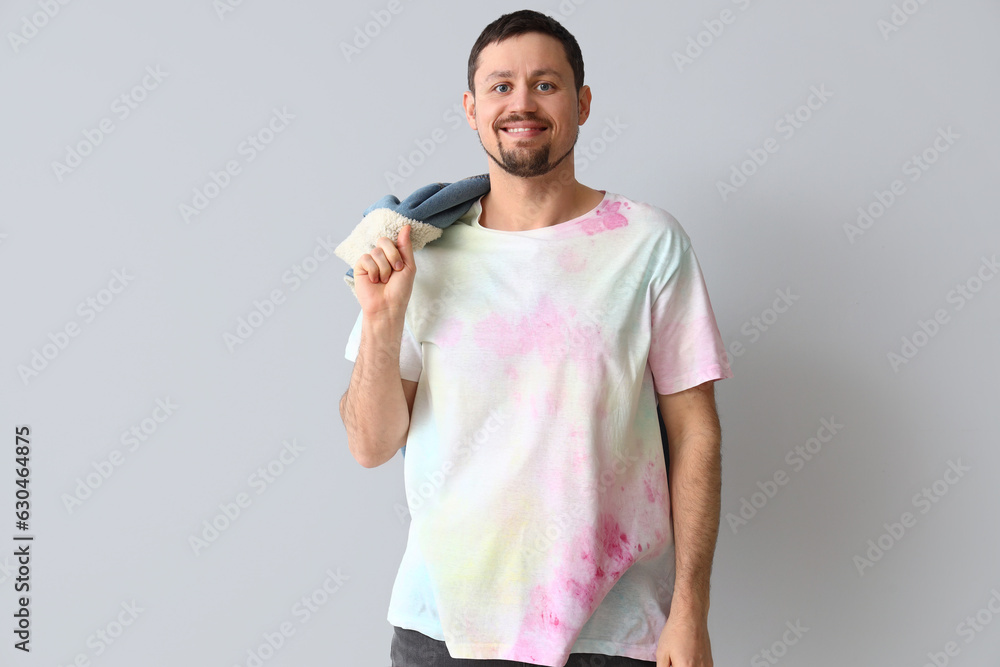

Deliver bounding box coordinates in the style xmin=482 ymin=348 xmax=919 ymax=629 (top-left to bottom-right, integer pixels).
xmin=484 ymin=68 xmax=564 ymax=83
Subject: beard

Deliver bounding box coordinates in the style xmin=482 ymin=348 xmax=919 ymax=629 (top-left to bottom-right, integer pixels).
xmin=479 ymin=124 xmax=579 ymax=178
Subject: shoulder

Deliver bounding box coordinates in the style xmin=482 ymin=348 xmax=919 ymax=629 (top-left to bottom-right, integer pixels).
xmin=608 ymin=192 xmax=692 ymax=252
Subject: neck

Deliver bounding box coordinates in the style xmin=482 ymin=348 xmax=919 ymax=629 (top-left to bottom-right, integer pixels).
xmin=480 ymin=163 xmax=603 ymax=232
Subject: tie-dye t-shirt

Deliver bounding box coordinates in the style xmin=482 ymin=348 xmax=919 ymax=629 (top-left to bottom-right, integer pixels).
xmin=344 ymin=190 xmax=733 ymax=666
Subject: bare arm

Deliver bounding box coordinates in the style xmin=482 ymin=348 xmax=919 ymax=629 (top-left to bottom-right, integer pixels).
xmin=340 ymin=311 xmax=419 ymax=468
xmin=341 ymin=224 xmax=418 ymax=469
xmin=657 ymin=380 xmax=723 ymax=621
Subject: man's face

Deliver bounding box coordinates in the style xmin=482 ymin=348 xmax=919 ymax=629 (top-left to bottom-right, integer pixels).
xmin=464 ymin=32 xmax=591 ymax=178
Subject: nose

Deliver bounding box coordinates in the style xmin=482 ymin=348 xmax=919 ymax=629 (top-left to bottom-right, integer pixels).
xmin=507 ymin=80 xmax=538 ymax=114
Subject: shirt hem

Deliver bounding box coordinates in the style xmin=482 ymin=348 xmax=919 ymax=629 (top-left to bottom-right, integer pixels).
xmin=654 ymin=363 xmax=733 ymax=395
xmin=445 ymin=639 xmax=657 ymax=666
xmin=388 ymin=616 xmax=657 ymax=665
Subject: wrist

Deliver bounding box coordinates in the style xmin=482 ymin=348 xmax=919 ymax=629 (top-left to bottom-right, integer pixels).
xmin=362 ymin=308 xmax=407 ymax=333
xmin=670 ymin=587 xmax=710 ymax=620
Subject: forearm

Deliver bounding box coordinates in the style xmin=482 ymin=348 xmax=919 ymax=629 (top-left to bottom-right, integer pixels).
xmin=667 ymin=430 xmax=722 ymax=619
xmin=341 ymin=312 xmax=410 ymax=468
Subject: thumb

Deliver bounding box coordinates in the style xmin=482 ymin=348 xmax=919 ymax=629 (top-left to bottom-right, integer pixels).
xmin=397 ymin=223 xmax=415 ymax=267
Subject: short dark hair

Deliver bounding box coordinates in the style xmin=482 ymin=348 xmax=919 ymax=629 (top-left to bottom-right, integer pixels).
xmin=467 ymin=9 xmax=585 ymax=98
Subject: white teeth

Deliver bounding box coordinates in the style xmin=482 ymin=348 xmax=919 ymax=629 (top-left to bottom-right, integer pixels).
xmin=504 ymin=127 xmax=541 ymax=133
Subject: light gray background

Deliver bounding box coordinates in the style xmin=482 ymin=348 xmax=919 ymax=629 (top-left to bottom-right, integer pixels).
xmin=2 ymin=1 xmax=999 ymax=666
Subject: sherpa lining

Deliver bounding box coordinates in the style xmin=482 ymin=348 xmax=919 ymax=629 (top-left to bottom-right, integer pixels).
xmin=334 ymin=208 xmax=443 ymax=301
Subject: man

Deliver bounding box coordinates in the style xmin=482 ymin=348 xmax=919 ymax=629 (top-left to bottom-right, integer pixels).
xmin=341 ymin=9 xmax=732 ymax=667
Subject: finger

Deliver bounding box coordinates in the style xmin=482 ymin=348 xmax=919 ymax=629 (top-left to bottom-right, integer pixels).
xmin=355 ymin=256 xmax=379 ymax=283
xmin=375 ymin=236 xmax=404 ymax=272
xmin=396 ymin=224 xmax=414 ymax=267
xmin=368 ymin=247 xmax=392 ymax=283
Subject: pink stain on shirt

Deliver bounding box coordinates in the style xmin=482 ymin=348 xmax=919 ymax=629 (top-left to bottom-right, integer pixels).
xmin=578 ymin=201 xmax=629 ymax=236
xmin=506 ymin=513 xmax=640 ymax=663
xmin=530 ymin=391 xmax=560 ymax=420
xmin=558 ymin=247 xmax=587 ymax=272
xmin=506 ymin=584 xmax=570 ymax=663
xmin=437 ymin=316 xmax=463 ymax=346
xmin=577 ymin=512 xmax=637 ymax=581
xmin=568 ymin=429 xmax=590 ymax=474
xmin=544 ymin=391 xmax=559 ymax=417
xmin=472 ymin=295 xmax=606 ymax=374
xmin=599 ymin=512 xmax=632 ymax=572
xmin=504 ymin=498 xmax=646 ymax=663
xmin=472 ymin=295 xmax=564 ymax=360
xmin=474 ymin=312 xmax=531 ymax=356
xmin=564 ymin=573 xmax=602 ymax=609
xmin=644 ymin=459 xmax=667 ymax=505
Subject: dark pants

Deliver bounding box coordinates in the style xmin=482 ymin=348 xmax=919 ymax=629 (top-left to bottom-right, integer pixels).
xmin=390 ymin=626 xmax=658 ymax=667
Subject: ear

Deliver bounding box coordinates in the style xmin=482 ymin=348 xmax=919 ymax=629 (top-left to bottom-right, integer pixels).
xmin=463 ymin=90 xmax=478 ymax=130
xmin=577 ymin=84 xmax=593 ymax=126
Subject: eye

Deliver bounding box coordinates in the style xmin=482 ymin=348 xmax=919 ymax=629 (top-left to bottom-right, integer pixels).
xmin=493 ymin=82 xmax=555 ymax=93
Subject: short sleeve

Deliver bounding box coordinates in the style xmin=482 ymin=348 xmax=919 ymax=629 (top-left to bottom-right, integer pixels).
xmin=344 ymin=310 xmax=423 ymax=382
xmin=648 ymin=244 xmax=733 ymax=395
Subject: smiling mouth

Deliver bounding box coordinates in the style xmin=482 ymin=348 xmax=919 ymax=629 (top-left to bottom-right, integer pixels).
xmin=500 ymin=127 xmax=547 ymax=137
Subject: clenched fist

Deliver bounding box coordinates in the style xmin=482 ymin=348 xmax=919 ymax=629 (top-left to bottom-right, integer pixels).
xmin=354 ymin=224 xmax=416 ymax=318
